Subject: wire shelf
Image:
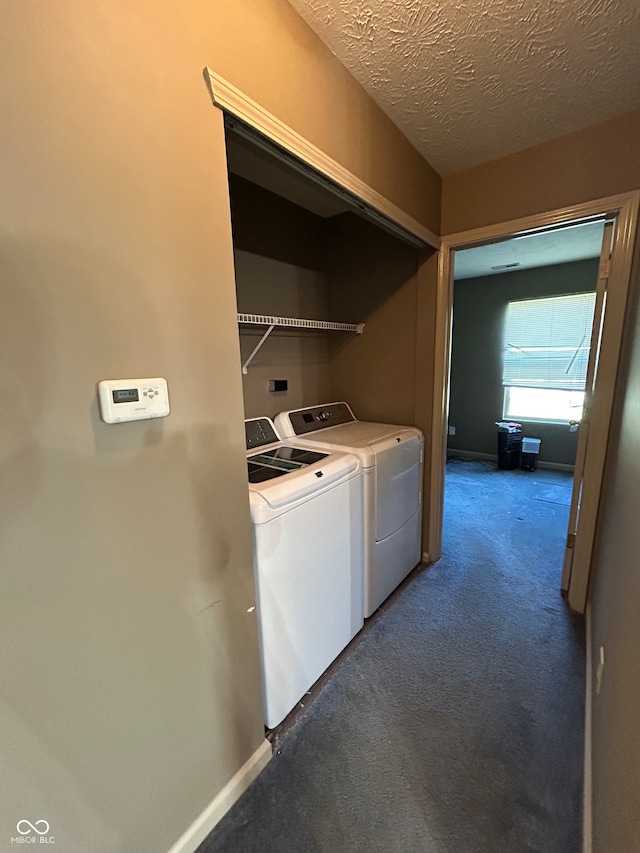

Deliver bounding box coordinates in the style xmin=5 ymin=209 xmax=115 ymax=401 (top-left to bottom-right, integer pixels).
xmin=237 ymin=313 xmax=364 ymax=334
xmin=237 ymin=313 xmax=364 ymax=373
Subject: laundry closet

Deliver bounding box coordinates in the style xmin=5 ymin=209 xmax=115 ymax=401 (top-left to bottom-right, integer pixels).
xmin=225 ymin=129 xmax=431 ymax=428
xmin=225 ymin=125 xmax=437 ymax=728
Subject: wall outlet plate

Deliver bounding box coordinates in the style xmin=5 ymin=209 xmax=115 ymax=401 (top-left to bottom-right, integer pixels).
xmin=596 ymin=645 xmax=605 ymax=695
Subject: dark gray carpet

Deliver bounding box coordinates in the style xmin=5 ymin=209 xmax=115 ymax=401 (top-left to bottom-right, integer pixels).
xmin=199 ymin=459 xmax=585 ymax=853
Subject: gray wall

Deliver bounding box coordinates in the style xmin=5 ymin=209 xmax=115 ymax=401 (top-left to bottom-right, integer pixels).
xmin=448 ymin=259 xmax=599 ymax=465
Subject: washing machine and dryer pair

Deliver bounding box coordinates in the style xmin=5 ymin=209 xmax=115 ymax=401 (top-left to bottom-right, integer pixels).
xmin=275 ymin=402 xmax=424 ymax=618
xmin=246 ymin=403 xmax=423 ymax=729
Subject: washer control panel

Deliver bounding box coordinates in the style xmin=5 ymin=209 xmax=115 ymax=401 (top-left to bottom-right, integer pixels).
xmin=98 ymin=377 xmax=170 ymax=423
xmin=245 ymin=417 xmax=279 ymax=450
xmin=282 ymin=402 xmax=355 ymax=436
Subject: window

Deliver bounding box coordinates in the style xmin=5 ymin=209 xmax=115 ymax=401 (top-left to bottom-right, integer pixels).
xmin=503 ymin=292 xmax=596 ymax=422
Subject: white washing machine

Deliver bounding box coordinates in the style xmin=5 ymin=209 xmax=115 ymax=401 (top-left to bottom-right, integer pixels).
xmin=275 ymin=403 xmax=423 ymax=617
xmin=245 ymin=417 xmax=364 ymax=729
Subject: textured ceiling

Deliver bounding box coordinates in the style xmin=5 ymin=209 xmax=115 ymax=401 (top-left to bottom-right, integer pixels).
xmin=287 ymin=0 xmax=640 ymax=175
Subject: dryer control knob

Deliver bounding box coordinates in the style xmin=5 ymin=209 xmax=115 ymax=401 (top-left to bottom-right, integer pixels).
xmin=318 ymin=410 xmax=331 ymax=421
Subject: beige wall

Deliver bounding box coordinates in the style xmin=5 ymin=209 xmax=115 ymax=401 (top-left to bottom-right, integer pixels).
xmin=0 ymin=1 xmax=441 ymax=851
xmin=0 ymin=7 xmax=266 ymax=852
xmin=324 ymin=215 xmax=440 ymax=558
xmin=0 ymin=58 xmax=263 ymax=853
xmin=230 ymin=176 xmax=332 ymax=421
xmin=325 ymin=215 xmax=422 ymax=426
xmin=588 ymin=247 xmax=640 ymax=853
xmin=442 ymin=109 xmax=640 ymax=234
xmin=229 ymin=174 xmax=326 ymax=272
xmin=215 ymin=7 xmax=441 ymax=234
xmin=235 ymin=251 xmax=331 ymax=419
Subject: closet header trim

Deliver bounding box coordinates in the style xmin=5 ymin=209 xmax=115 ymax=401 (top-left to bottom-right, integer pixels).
xmin=204 ymin=68 xmax=440 ymax=251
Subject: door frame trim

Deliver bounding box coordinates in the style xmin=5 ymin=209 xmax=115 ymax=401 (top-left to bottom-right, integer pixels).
xmin=203 ymin=68 xmax=440 ymax=250
xmin=429 ymin=191 xmax=640 ymax=612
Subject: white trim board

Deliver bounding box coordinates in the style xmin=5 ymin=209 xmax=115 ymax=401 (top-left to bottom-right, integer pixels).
xmin=167 ymin=739 xmax=272 ymax=853
xmin=203 ymin=68 xmax=440 ymax=251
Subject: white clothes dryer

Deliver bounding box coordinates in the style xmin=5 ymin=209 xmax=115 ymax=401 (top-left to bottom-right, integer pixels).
xmin=275 ymin=403 xmax=423 ymax=617
xmin=245 ymin=417 xmax=364 ymax=729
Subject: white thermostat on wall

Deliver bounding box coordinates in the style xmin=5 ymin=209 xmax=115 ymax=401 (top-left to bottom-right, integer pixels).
xmin=97 ymin=377 xmax=170 ymax=424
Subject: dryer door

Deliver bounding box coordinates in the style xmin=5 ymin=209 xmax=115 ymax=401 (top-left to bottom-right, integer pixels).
xmin=374 ymin=433 xmax=422 ymax=542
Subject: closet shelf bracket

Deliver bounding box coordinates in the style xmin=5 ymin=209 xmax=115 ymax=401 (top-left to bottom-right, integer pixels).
xmin=242 ymin=324 xmax=276 ymax=374
xmin=238 ymin=313 xmax=365 ymax=374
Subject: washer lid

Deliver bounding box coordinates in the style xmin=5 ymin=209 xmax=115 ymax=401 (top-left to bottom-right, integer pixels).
xmin=249 ymin=452 xmax=360 ymax=516
xmin=247 ymin=446 xmax=329 ymax=483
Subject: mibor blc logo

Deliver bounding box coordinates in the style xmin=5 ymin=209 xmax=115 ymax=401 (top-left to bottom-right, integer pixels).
xmin=11 ymin=820 xmax=55 ymax=844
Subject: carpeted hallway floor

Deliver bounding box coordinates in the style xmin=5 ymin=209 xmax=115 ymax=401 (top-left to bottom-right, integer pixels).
xmin=198 ymin=459 xmax=585 ymax=853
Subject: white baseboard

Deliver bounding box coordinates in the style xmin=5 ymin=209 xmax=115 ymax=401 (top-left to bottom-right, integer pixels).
xmin=167 ymin=739 xmax=272 ymax=853
xmin=583 ymin=603 xmax=593 ymax=853
xmin=447 ymin=448 xmax=575 ymax=473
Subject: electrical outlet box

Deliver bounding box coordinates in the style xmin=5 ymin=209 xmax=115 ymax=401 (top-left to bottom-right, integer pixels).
xmin=269 ymin=379 xmax=288 ymax=392
xmin=448 ymin=425 xmax=456 ymax=436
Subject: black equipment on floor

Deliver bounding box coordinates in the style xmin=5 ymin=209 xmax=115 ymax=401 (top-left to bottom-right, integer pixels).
xmin=497 ymin=422 xmax=522 ymax=470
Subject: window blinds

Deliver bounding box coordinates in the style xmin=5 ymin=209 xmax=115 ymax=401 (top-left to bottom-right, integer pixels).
xmin=503 ymin=292 xmax=596 ymax=391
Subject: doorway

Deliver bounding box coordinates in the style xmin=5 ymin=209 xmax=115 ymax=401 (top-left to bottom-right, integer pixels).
xmin=445 ymin=220 xmax=604 ymax=597
xmin=429 ymin=193 xmax=640 ymax=613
